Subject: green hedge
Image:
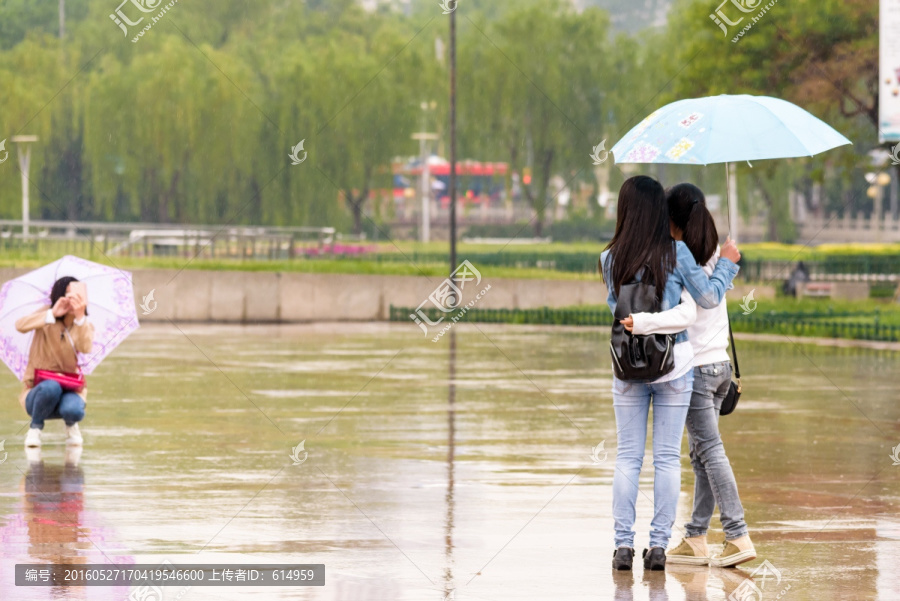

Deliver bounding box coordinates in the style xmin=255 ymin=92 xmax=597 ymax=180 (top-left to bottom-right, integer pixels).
xmin=374 ymin=252 xmax=900 ymax=280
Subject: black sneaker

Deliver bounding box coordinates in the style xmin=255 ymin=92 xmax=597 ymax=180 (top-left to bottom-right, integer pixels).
xmin=642 ymin=547 xmax=666 ymax=571
xmin=612 ymin=547 xmax=634 ymax=570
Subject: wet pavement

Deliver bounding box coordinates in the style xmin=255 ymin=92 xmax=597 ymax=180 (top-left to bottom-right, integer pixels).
xmin=1 ymin=322 xmax=898 ymax=600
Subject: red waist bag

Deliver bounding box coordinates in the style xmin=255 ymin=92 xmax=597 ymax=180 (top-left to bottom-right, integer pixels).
xmin=33 ymin=369 xmax=85 ymax=392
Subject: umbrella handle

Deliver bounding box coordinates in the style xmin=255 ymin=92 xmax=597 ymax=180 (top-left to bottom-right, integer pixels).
xmin=725 ymin=162 xmax=739 ymax=245
xmin=725 ymin=162 xmax=729 ymax=238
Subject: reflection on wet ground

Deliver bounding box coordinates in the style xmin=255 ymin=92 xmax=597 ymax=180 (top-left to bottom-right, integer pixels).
xmin=1 ymin=323 xmax=898 ymax=600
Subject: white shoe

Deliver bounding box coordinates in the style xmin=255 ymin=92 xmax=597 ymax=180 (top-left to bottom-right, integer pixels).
xmin=25 ymin=428 xmax=42 ymax=448
xmin=65 ymin=424 xmax=83 ymax=446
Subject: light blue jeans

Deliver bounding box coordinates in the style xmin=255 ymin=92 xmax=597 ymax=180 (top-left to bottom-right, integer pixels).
xmin=684 ymin=362 xmax=748 ymax=540
xmin=612 ymin=370 xmax=693 ymax=549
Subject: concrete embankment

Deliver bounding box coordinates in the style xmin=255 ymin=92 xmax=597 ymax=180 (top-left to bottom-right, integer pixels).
xmin=0 ymin=267 xmax=768 ymax=323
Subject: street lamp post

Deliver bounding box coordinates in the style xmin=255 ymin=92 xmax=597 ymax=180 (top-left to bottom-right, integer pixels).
xmin=412 ymin=127 xmax=438 ymax=244
xmin=11 ymin=135 xmax=39 ymax=240
xmin=448 ymin=5 xmax=457 ymax=274
xmin=413 ymin=100 xmax=438 ymax=244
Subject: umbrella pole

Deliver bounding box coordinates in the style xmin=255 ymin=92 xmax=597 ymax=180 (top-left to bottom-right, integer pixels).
xmin=725 ymin=162 xmax=739 ymax=243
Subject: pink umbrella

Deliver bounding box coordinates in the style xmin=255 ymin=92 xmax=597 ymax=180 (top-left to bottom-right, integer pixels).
xmin=0 ymin=255 xmax=139 ymax=379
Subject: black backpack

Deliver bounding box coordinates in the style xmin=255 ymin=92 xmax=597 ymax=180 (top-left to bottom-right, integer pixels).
xmin=609 ymin=280 xmax=676 ymax=381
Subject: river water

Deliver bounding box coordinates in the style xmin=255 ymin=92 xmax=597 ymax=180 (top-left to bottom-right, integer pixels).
xmin=1 ymin=323 xmax=898 ymax=600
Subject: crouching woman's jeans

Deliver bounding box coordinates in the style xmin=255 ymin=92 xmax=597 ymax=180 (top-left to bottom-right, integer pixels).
xmin=612 ymin=370 xmax=693 ymax=550
xmin=25 ymin=380 xmax=86 ymax=429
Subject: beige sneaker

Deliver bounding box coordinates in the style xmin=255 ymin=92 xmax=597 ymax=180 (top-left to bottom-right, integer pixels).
xmin=667 ymin=536 xmax=711 ymax=565
xmin=711 ymin=535 xmax=756 ymax=567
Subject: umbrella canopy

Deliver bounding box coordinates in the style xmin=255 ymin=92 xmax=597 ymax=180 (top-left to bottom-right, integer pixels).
xmin=0 ymin=256 xmax=139 ymax=380
xmin=610 ymin=94 xmax=851 ymax=165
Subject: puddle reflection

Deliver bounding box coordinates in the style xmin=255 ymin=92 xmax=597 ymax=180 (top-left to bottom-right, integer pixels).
xmin=2 ymin=448 xmax=130 ymax=600
xmin=23 ymin=447 xmax=86 ymax=568
xmin=443 ymin=330 xmax=457 ymax=600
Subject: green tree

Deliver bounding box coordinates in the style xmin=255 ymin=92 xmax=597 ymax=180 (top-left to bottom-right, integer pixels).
xmin=656 ymin=0 xmax=881 ymax=239
xmin=310 ymin=12 xmax=437 ymax=234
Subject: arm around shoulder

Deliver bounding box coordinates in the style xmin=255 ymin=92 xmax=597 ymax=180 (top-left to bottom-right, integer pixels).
xmin=675 ymin=242 xmax=739 ymax=310
xmin=631 ymin=290 xmax=697 ymax=335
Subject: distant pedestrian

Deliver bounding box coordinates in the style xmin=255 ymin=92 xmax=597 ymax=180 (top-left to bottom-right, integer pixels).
xmin=782 ymin=261 xmax=810 ymax=296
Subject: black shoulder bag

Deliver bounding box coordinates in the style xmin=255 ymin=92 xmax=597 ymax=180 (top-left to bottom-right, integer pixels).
xmin=609 ymin=281 xmax=676 ymax=382
xmin=720 ymin=320 xmax=742 ymax=416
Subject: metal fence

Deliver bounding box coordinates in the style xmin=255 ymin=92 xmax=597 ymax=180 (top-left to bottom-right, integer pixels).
xmin=0 ymin=220 xmax=337 ymax=261
xmin=739 ymin=257 xmax=900 ymax=283
xmin=373 ymin=251 xmax=601 ymax=272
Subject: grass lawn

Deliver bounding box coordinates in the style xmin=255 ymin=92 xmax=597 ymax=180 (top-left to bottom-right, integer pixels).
xmin=372 ymin=240 xmax=900 ymax=261
xmin=746 ymin=296 xmax=900 ymax=324
xmin=0 ymin=253 xmax=595 ymax=281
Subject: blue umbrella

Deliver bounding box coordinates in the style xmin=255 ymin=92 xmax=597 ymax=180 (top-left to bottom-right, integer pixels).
xmin=609 ymin=94 xmax=851 ymax=240
xmin=610 ymin=94 xmax=851 ymax=165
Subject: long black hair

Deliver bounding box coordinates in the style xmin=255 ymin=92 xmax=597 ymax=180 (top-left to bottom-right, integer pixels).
xmin=601 ymin=175 xmax=675 ymax=299
xmin=667 ymin=183 xmax=718 ymax=266
xmin=49 ymin=276 xmax=87 ymax=318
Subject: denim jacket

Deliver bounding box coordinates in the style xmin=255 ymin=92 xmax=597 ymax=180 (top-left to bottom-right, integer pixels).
xmin=600 ymin=241 xmax=740 ymax=344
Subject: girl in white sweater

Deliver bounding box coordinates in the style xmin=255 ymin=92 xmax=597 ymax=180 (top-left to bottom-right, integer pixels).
xmin=624 ymin=183 xmax=755 ymax=568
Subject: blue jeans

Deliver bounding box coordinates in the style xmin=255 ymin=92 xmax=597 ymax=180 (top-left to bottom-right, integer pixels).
xmin=25 ymin=380 xmax=86 ymax=429
xmin=612 ymin=370 xmax=693 ymax=549
xmin=684 ymin=362 xmax=748 ymax=540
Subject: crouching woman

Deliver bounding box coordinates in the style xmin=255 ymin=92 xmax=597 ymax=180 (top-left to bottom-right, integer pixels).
xmin=16 ymin=277 xmax=94 ymax=448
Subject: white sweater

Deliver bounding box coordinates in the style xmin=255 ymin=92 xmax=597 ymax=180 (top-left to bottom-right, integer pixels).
xmin=631 ymin=251 xmax=731 ymax=367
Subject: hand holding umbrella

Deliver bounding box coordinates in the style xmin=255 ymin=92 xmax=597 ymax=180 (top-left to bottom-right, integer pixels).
xmin=721 ymin=236 xmax=741 ymax=263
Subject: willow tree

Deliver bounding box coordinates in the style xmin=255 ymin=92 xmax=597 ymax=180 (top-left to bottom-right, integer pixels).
xmin=0 ymin=38 xmax=62 ymax=220
xmin=85 ymin=34 xmax=255 ymax=223
xmin=462 ymin=0 xmax=616 ymax=236
xmin=312 ymin=16 xmax=438 ymax=235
